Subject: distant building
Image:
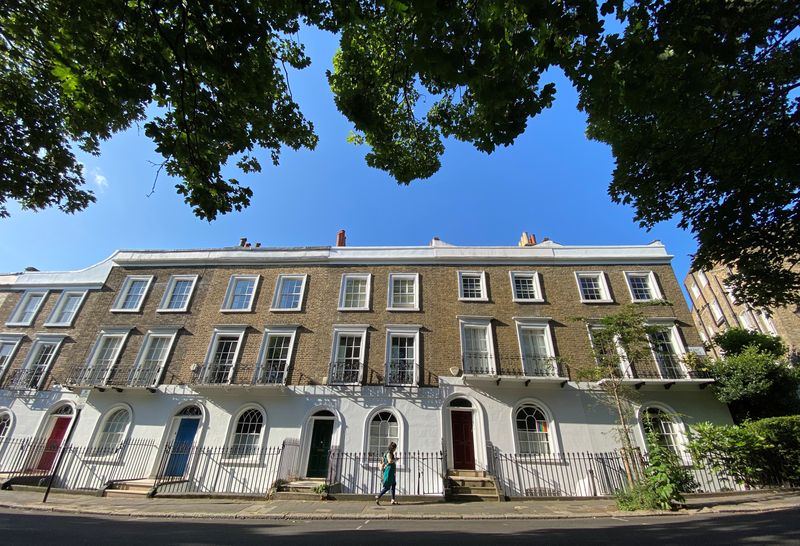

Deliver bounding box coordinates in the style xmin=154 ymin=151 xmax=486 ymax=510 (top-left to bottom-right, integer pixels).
xmin=684 ymin=264 xmax=800 ymax=359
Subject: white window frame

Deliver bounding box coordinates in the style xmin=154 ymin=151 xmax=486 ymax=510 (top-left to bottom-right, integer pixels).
xmin=509 ymin=271 xmax=544 ymax=303
xmin=19 ymin=335 xmax=66 ymax=389
xmin=111 ymin=276 xmax=154 ymax=313
xmin=697 ymin=271 xmax=709 ymax=287
xmin=220 ymin=274 xmax=260 ymax=312
xmin=575 ymin=272 xmax=613 ymax=303
xmin=366 ymin=409 xmax=401 ymax=458
xmin=689 ymin=282 xmax=701 ymax=300
xmin=385 ymin=325 xmax=420 ymax=386
xmin=254 ymin=326 xmax=298 ymax=385
xmin=129 ymin=328 xmax=179 ymax=387
xmin=587 ymin=324 xmax=632 ymax=378
xmin=338 ymin=273 xmax=372 ymax=311
xmin=709 ymin=300 xmax=724 ymax=324
xmin=227 ymin=405 xmax=267 ymax=458
xmin=328 ymin=325 xmax=368 ymax=385
xmin=270 ymin=274 xmax=308 ymax=312
xmin=44 ymin=290 xmax=88 ymax=327
xmin=648 ymin=323 xmax=688 ymax=379
xmin=758 ymin=310 xmax=778 ymax=336
xmin=91 ymin=407 xmax=132 ymax=456
xmin=513 ymin=319 xmax=558 ymax=377
xmin=639 ymin=405 xmax=688 ymax=458
xmin=512 ymin=400 xmax=558 ymax=455
xmin=739 ymin=311 xmax=756 ymax=331
xmin=387 ymin=273 xmax=420 ymax=311
xmin=200 ymin=326 xmax=247 ymax=384
xmin=157 ymin=275 xmax=199 ymax=313
xmin=0 ymin=334 xmax=25 ymax=382
xmin=80 ymin=328 xmax=131 ymax=386
xmin=624 ymin=271 xmax=662 ymax=302
xmin=458 ymin=317 xmax=496 ymax=375
xmin=6 ymin=290 xmax=49 ymax=326
xmin=457 ymin=271 xmax=488 ymax=302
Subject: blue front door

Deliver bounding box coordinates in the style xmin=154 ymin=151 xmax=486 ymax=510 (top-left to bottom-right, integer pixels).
xmin=164 ymin=418 xmax=199 ymax=477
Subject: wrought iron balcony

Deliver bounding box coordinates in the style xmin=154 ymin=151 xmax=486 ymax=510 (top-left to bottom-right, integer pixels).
xmin=462 ymin=352 xmax=496 ymax=375
xmin=3 ymin=368 xmax=47 ymax=390
xmin=329 ymin=360 xmax=361 ymax=384
xmin=386 ymin=361 xmax=416 ymax=385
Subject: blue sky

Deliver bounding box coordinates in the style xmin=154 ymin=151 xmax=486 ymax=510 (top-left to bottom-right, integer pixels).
xmin=0 ymin=28 xmax=696 ymax=302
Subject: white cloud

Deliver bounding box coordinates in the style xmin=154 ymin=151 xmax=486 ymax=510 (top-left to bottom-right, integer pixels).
xmin=91 ymin=167 xmax=109 ymax=190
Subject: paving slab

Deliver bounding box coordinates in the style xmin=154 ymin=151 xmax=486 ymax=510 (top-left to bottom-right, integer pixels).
xmin=0 ymin=488 xmax=797 ymax=521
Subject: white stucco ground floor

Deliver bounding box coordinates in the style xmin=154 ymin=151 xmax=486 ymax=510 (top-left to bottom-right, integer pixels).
xmin=0 ymin=379 xmax=734 ymax=497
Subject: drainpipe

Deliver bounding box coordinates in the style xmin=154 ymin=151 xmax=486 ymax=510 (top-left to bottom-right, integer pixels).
xmin=42 ymin=408 xmax=82 ymax=504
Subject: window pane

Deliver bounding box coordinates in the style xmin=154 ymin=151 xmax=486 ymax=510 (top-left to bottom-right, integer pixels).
xmin=0 ymin=413 xmax=10 ymax=440
xmin=644 ymin=408 xmax=681 ymax=455
xmin=277 ymin=278 xmax=303 ymax=309
xmin=332 ymin=334 xmax=362 ymax=383
xmin=0 ymin=342 xmax=15 ymax=371
xmin=95 ymin=409 xmax=130 ymax=453
xmin=388 ymin=335 xmax=415 ymax=384
xmin=207 ymin=336 xmax=239 ymax=383
xmin=166 ymin=279 xmax=193 ymax=309
xmin=514 ymin=276 xmax=537 ymax=300
xmin=85 ymin=335 xmax=123 ymax=384
xmin=628 ymin=274 xmax=652 ymax=300
xmin=28 ymin=343 xmax=56 ymax=387
xmin=121 ymin=280 xmax=147 ymax=309
xmin=55 ymin=294 xmax=82 ymax=323
xmin=578 ymin=275 xmax=603 ymax=300
xmin=368 ymin=411 xmax=398 ymax=455
xmin=343 ymin=278 xmax=368 ymax=308
xmin=229 ymin=279 xmax=255 ymax=309
xmin=131 ymin=336 xmax=169 ymax=386
xmin=19 ymin=294 xmax=44 ymax=323
xmin=461 ymin=275 xmax=483 ymax=299
xmin=463 ymin=326 xmax=491 ymax=374
xmin=521 ymin=329 xmax=552 ymax=376
xmin=391 ymin=277 xmax=415 ymax=308
xmin=650 ymin=331 xmax=684 ymax=379
xmin=231 ymin=409 xmax=263 ymax=456
xmin=516 ymin=406 xmax=550 ymax=454
xmin=258 ymin=334 xmax=291 ymax=384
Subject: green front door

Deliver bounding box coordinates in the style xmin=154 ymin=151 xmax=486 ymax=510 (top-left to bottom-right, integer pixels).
xmin=306 ymin=419 xmax=334 ymax=478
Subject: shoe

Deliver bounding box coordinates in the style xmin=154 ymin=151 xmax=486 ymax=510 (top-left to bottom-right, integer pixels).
xmin=391 ymin=499 xmax=397 ymax=505
xmin=375 ymin=496 xmax=380 ymax=505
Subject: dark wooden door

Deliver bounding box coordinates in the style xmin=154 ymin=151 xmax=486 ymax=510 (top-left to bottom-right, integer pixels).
xmin=35 ymin=417 xmax=71 ymax=471
xmin=306 ymin=419 xmax=334 ymax=478
xmin=451 ymin=411 xmax=475 ymax=470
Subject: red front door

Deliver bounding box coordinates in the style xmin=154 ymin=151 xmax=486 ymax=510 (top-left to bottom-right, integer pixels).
xmin=451 ymin=411 xmax=475 ymax=470
xmin=35 ymin=417 xmax=71 ymax=471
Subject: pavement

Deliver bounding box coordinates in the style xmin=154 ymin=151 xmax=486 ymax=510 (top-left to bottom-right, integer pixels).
xmin=0 ymin=488 xmax=798 ymax=521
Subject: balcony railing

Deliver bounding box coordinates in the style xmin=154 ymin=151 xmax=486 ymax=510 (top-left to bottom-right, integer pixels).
xmin=3 ymin=368 xmax=46 ymax=390
xmin=329 ymin=360 xmax=361 ymax=384
xmin=386 ymin=361 xmax=416 ymax=385
xmin=463 ymin=352 xmax=495 ymax=375
xmin=520 ymin=355 xmax=563 ymax=377
xmin=253 ymin=360 xmax=288 ymax=385
xmin=193 ymin=363 xmax=233 ymax=385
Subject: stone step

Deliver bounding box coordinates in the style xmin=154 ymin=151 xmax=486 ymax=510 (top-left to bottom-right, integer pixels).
xmin=451 ymin=485 xmax=497 ymax=495
xmin=448 ymin=493 xmax=499 ymax=502
xmin=104 ymin=488 xmax=150 ymax=498
xmin=448 ymin=477 xmax=494 ymax=487
xmin=448 ymin=470 xmax=487 ymax=478
xmin=272 ymin=491 xmax=327 ymax=501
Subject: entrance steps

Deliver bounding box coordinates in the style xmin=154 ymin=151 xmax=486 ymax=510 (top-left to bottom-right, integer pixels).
xmin=273 ymin=478 xmax=329 ymax=500
xmin=104 ymin=478 xmax=156 ymax=498
xmin=446 ymin=470 xmax=501 ymax=502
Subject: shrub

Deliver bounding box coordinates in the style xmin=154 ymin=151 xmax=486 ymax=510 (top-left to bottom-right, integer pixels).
xmin=616 ymin=481 xmax=661 ymax=511
xmin=713 ymin=328 xmax=786 ymax=357
xmin=688 ymin=416 xmax=800 ymax=487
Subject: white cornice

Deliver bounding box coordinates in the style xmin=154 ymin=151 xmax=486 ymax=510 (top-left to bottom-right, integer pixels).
xmin=0 ymin=252 xmax=118 ymax=289
xmin=112 ymin=242 xmax=672 ymax=267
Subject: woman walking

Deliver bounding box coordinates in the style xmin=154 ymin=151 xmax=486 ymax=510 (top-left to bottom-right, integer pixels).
xmin=375 ymin=441 xmax=397 ymax=505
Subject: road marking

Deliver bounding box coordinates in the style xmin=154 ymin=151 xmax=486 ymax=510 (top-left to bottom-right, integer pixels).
xmin=356 ymin=520 xmax=370 ymax=530
xmin=611 ymin=516 xmax=629 ymax=522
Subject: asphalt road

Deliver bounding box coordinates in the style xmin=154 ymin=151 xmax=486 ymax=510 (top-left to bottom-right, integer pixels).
xmin=1 ymin=507 xmax=798 ymax=545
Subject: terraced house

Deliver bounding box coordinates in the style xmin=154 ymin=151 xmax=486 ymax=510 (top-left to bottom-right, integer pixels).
xmin=0 ymin=232 xmax=734 ymax=499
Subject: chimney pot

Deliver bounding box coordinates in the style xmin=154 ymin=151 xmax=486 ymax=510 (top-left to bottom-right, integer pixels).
xmin=529 ymin=233 xmax=537 ymax=245
xmin=245 ymin=243 xmax=252 ymax=248
xmin=336 ymin=229 xmax=346 ymax=247
xmin=255 ymin=242 xmax=261 ymax=248
xmin=239 ymin=237 xmax=247 ymax=247
xmin=24 ymin=266 xmax=39 ymax=272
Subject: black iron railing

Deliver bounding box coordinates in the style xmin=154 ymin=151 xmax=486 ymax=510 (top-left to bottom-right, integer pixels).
xmin=325 ymin=451 xmax=446 ymax=496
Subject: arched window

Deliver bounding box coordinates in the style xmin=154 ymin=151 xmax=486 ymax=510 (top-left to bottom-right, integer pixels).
xmin=515 ymin=405 xmax=550 ymax=454
xmin=0 ymin=412 xmax=11 ymax=441
xmin=177 ymin=405 xmax=202 ymax=417
xmin=643 ymin=408 xmax=682 ymax=455
xmin=53 ymin=405 xmax=73 ymax=416
xmin=94 ymin=409 xmax=130 ymax=454
xmin=231 ymin=409 xmax=264 ymax=456
xmin=368 ymin=411 xmax=399 ymax=456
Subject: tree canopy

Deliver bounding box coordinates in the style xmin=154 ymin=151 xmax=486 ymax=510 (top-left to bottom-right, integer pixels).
xmin=2 ymin=1 xmax=798 ymax=306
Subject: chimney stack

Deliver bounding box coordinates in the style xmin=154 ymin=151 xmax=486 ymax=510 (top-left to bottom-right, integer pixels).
xmin=239 ymin=237 xmax=248 ymax=247
xmin=519 ymin=231 xmax=537 ymax=247
xmin=336 ymin=229 xmax=346 ymax=247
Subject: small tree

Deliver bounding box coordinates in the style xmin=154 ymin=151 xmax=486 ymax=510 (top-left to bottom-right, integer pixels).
xmin=572 ymin=304 xmax=664 ymax=484
xmin=713 ymin=328 xmax=786 ymax=358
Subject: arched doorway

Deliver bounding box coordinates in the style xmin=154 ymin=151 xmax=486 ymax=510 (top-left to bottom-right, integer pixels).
xmin=449 ymin=398 xmax=475 ymax=470
xmin=162 ymin=405 xmax=202 ymax=477
xmin=36 ymin=405 xmax=74 ymax=471
xmin=306 ymin=410 xmax=335 ymax=478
